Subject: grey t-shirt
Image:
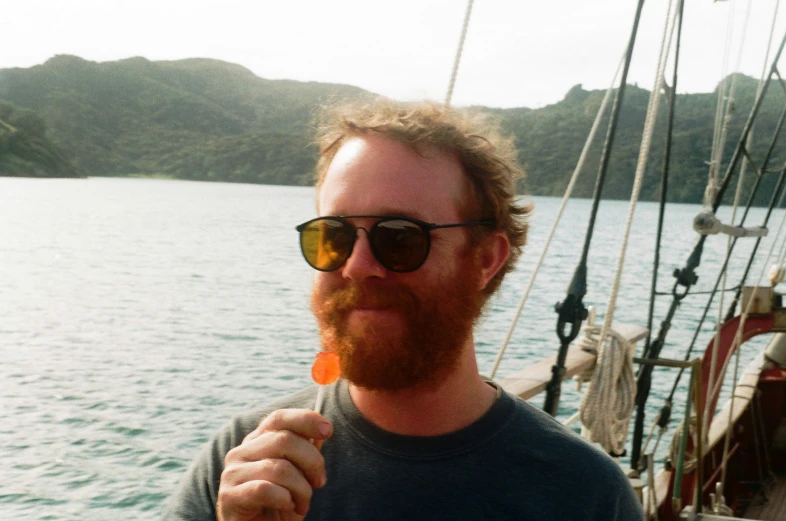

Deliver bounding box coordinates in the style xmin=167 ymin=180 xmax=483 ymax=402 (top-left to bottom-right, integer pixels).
xmin=163 ymin=380 xmax=644 ymax=520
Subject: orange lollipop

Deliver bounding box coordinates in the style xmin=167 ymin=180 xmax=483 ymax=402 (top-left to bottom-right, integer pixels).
xmin=312 ymin=352 xmax=341 ymax=415
xmin=312 ymin=352 xmax=341 ymax=385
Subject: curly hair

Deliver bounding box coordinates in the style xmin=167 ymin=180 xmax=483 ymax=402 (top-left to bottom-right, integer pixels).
xmin=313 ymin=98 xmax=530 ymax=298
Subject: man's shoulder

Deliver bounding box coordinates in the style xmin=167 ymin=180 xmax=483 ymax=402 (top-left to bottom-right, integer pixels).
xmin=503 ymin=392 xmax=626 ymax=476
xmin=500 ymin=392 xmax=643 ymax=519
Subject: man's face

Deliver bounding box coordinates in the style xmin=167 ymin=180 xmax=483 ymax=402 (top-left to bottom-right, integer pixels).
xmin=310 ymin=134 xmax=486 ymax=391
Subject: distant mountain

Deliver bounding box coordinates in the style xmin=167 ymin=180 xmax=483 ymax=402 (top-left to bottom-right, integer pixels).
xmin=0 ymin=55 xmax=369 ymax=184
xmin=1 ymin=55 xmax=784 ymax=203
xmin=497 ymin=76 xmax=786 ymax=205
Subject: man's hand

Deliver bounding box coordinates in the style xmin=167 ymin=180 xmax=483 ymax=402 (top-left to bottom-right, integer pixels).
xmin=217 ymin=409 xmax=332 ymax=521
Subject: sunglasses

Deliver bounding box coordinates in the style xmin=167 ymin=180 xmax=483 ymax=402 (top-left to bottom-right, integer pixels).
xmin=296 ymin=215 xmax=493 ymax=273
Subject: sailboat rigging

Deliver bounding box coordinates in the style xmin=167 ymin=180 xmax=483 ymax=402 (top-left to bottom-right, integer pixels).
xmin=456 ymin=0 xmax=786 ymax=518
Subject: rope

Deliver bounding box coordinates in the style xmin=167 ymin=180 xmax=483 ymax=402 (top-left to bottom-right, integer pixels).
xmin=734 ymin=0 xmax=760 ymax=183
xmin=662 ymin=29 xmax=786 ymax=404
xmin=708 ymin=186 xmax=786 ymax=408
xmin=776 ymin=223 xmax=786 ymax=269
xmin=487 ymin=56 xmax=624 ymax=379
xmin=704 ymin=0 xmax=738 ymax=208
xmin=645 ymin=454 xmax=661 ymax=521
xmin=579 ymin=328 xmax=636 ymax=454
xmin=718 ymin=326 xmax=744 ymax=498
xmin=683 ymin=184 xmax=786 ymax=505
xmin=665 ymin=161 xmax=786 ymax=407
xmin=669 ymin=414 xmax=698 ymax=474
xmin=640 ymin=407 xmax=667 ymax=458
xmin=703 ymin=0 xmax=755 ymax=440
xmin=444 ymin=0 xmax=474 ymax=109
xmin=644 ymin=0 xmax=685 ymax=368
xmin=597 ymin=0 xmax=676 ymax=338
xmin=740 ymin=0 xmax=782 ymax=217
xmin=761 ymin=0 xmax=782 ymax=87
xmin=580 ymin=0 xmax=678 ymax=454
xmin=573 ymin=319 xmax=600 ymax=387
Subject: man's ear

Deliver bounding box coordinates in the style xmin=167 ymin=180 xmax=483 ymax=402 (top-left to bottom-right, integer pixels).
xmin=476 ymin=231 xmax=510 ymax=291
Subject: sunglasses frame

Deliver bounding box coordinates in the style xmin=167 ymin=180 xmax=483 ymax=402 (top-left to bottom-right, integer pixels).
xmin=296 ymin=215 xmax=494 ymax=273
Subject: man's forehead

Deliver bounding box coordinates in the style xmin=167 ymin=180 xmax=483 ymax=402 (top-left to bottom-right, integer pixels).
xmin=317 ymin=134 xmax=471 ymax=217
xmin=331 ymin=134 xmax=448 ymax=169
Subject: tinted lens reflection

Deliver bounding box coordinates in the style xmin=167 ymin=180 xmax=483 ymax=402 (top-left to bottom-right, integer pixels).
xmin=301 ymin=219 xmax=354 ymax=270
xmin=371 ymin=219 xmax=429 ymax=272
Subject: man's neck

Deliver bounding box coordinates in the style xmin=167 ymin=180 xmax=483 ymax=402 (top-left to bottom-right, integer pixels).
xmin=347 ymin=344 xmax=497 ymax=436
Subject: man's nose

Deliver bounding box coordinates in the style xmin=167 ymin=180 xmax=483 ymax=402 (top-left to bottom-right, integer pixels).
xmin=341 ymin=228 xmax=387 ymax=280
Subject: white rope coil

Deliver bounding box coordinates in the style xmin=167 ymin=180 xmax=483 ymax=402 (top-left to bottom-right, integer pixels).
xmin=579 ymin=328 xmax=636 ymax=455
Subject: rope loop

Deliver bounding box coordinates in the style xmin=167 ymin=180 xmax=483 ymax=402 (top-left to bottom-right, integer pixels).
xmin=579 ymin=328 xmax=636 ymax=455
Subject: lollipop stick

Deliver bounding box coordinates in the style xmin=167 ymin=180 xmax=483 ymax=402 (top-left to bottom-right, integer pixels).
xmin=314 ymin=385 xmax=327 ymax=415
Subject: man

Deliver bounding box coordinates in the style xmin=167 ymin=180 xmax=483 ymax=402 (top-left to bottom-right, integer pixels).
xmin=164 ymin=99 xmax=644 ymax=521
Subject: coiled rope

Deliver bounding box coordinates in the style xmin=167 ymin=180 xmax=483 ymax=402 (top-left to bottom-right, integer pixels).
xmin=578 ymin=326 xmax=637 ymax=455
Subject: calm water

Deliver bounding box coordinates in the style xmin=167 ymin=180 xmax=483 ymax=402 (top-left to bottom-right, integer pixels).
xmin=1 ymin=177 xmax=777 ymax=520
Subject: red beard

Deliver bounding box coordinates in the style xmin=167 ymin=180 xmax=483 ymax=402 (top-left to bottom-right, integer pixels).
xmin=311 ymin=257 xmax=484 ymax=391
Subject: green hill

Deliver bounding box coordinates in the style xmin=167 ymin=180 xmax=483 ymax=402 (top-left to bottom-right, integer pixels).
xmin=499 ymin=76 xmax=786 ymax=205
xmin=0 ymin=55 xmax=369 ymax=183
xmin=1 ymin=54 xmax=784 ymax=204
xmin=0 ymin=100 xmax=80 ymax=177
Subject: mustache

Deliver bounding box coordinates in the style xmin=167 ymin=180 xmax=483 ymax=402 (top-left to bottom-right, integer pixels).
xmin=321 ymin=284 xmax=418 ymax=313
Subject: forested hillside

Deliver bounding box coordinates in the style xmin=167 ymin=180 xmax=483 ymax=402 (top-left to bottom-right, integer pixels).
xmin=497 ymin=77 xmax=786 ymax=204
xmin=0 ymin=100 xmax=80 ymax=177
xmin=0 ymin=55 xmax=369 ymax=184
xmin=1 ymin=55 xmax=784 ymax=203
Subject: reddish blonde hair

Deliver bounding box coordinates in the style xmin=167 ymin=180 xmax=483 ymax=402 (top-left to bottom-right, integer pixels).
xmin=314 ymin=98 xmax=530 ymax=297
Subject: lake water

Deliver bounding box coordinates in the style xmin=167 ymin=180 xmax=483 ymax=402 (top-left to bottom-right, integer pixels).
xmin=1 ymin=177 xmax=778 ymax=520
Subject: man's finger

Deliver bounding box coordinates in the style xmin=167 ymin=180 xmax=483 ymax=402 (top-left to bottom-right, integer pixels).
xmin=231 ymin=430 xmax=326 ymax=489
xmin=244 ymin=409 xmax=332 ymax=443
xmin=219 ymin=478 xmax=296 ymax=515
xmin=222 ymin=458 xmax=315 ymax=513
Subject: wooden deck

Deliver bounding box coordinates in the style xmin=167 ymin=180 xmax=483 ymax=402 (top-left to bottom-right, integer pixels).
xmin=743 ymin=473 xmax=786 ymax=520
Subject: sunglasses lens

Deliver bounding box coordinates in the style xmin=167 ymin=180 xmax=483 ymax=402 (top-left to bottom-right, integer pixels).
xmin=300 ymin=218 xmax=354 ymax=271
xmin=372 ymin=219 xmax=429 ymax=272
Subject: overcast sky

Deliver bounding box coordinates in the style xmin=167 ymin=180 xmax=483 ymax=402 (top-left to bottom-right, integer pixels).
xmin=3 ymin=0 xmax=784 ymax=108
